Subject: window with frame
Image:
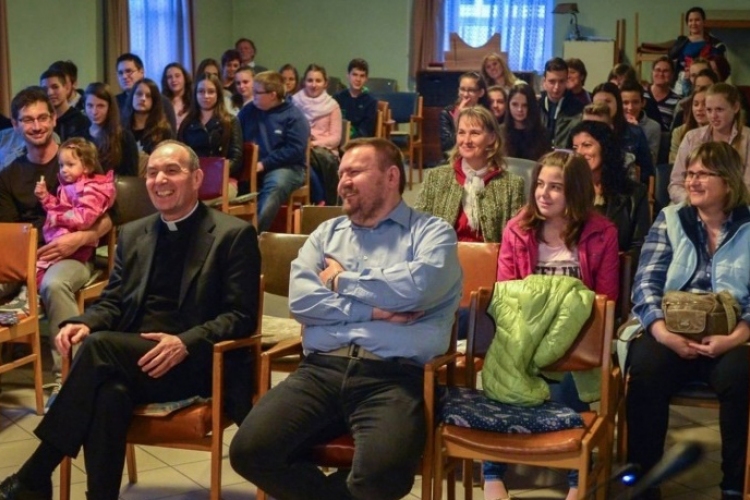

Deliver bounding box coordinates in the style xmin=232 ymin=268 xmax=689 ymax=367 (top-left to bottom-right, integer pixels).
xmin=444 ymin=0 xmax=552 ymax=72
xmin=129 ymin=0 xmax=192 ymax=81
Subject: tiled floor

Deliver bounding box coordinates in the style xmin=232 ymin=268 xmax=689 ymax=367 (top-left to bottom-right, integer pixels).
xmin=0 ymin=177 xmax=730 ymax=499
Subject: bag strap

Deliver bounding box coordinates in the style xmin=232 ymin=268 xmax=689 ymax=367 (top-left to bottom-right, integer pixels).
xmin=717 ymin=290 xmax=739 ymax=332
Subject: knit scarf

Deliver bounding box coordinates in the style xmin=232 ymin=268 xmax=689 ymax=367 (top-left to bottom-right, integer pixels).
xmin=460 ymin=159 xmax=489 ymax=231
xmin=292 ymin=91 xmax=338 ymax=123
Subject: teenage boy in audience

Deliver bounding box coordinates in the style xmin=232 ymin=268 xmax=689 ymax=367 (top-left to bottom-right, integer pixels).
xmin=48 ymin=60 xmax=84 ymax=111
xmin=566 ymin=58 xmax=591 ymax=107
xmin=237 ymin=71 xmax=310 ymax=232
xmin=334 ymin=58 xmax=378 ymax=139
xmin=230 ymin=137 xmax=461 ymax=500
xmin=115 ymin=53 xmax=176 ymax=131
xmin=621 ymin=79 xmax=661 ymax=163
xmin=235 ymin=38 xmax=267 ymax=73
xmin=539 ymin=57 xmax=583 ymax=148
xmin=0 ymin=87 xmax=111 ymax=411
xmin=644 ymin=57 xmax=681 ymax=132
xmin=39 ymin=68 xmax=89 ymax=141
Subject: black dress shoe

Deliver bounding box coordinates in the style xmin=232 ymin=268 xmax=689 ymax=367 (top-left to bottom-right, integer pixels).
xmin=0 ymin=474 xmax=51 ymax=500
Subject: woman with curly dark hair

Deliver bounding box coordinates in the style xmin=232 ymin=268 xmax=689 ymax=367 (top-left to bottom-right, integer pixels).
xmin=570 ymin=120 xmax=650 ymax=253
xmin=121 ymin=78 xmax=174 ymax=173
xmin=500 ymin=84 xmax=550 ymax=161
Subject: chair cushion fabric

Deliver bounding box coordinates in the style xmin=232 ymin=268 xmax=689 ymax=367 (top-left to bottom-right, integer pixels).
xmin=439 ymin=386 xmax=584 ymax=433
xmin=261 ymin=315 xmax=301 ymax=348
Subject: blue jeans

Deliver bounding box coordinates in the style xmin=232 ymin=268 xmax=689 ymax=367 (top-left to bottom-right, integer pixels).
xmin=257 ymin=166 xmax=305 ymax=232
xmin=483 ymin=373 xmax=588 ymax=488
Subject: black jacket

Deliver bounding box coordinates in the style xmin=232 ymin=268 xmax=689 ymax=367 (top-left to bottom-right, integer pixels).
xmin=178 ymin=116 xmax=243 ymax=178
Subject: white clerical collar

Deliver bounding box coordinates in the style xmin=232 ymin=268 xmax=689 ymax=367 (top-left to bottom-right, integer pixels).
xmin=161 ymin=202 xmax=199 ymax=231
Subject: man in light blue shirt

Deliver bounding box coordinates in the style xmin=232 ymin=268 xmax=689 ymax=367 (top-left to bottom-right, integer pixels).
xmin=230 ymin=137 xmax=462 ymax=500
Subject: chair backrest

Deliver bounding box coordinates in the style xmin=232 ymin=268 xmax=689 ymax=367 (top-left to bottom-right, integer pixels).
xmin=258 ymin=232 xmax=308 ymax=297
xmin=241 ymin=142 xmax=259 ymax=193
xmin=112 ymin=176 xmax=157 ymax=226
xmin=619 ymin=251 xmax=633 ymax=324
xmin=341 ymin=119 xmax=351 ymax=147
xmin=198 ymin=157 xmax=229 ymax=201
xmin=376 ymin=101 xmax=390 ymax=138
xmin=468 ymin=287 xmax=614 ymax=374
xmin=457 ymin=242 xmax=500 ymax=309
xmin=504 ymin=157 xmax=536 ymax=202
xmin=371 ymin=92 xmax=418 ymax=124
xmin=367 ymin=78 xmax=397 ymax=93
xmin=0 ymin=223 xmax=35 ymax=283
xmin=294 ymin=205 xmax=345 ymax=235
xmin=654 ymin=163 xmax=672 ymax=215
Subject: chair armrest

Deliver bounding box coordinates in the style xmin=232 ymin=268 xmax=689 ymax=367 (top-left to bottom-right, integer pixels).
xmin=213 ymin=334 xmax=262 ymax=354
xmin=262 ymin=336 xmax=303 ymax=359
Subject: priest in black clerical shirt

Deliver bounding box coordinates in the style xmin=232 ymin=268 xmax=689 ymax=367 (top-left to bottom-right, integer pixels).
xmin=0 ymin=141 xmax=260 ymax=500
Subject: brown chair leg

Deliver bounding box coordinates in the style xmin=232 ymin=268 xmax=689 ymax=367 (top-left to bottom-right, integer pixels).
xmin=59 ymin=456 xmax=72 ymax=500
xmin=126 ymin=444 xmax=137 ymax=483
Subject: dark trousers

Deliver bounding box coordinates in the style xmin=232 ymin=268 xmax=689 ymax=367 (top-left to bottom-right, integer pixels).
xmin=229 ymin=353 xmax=425 ymax=500
xmin=34 ymin=331 xmax=209 ymax=500
xmin=626 ymin=332 xmax=749 ymax=492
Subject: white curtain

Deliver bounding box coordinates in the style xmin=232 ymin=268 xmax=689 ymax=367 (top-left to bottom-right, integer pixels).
xmin=444 ymin=0 xmax=552 ymax=72
xmin=129 ymin=0 xmax=193 ymax=80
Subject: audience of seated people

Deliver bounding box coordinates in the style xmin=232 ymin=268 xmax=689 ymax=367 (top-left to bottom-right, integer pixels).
xmin=440 ymin=71 xmax=489 ymax=157
xmin=566 ymin=57 xmax=591 ymax=106
xmin=292 ymin=63 xmax=342 ymax=206
xmin=4 ymin=30 xmax=750 ymax=500
xmin=334 ymin=58 xmax=378 ymax=140
xmin=177 ymin=73 xmax=243 ymax=199
xmin=161 ymin=62 xmax=192 ymax=130
xmin=501 ymin=83 xmax=550 ymax=162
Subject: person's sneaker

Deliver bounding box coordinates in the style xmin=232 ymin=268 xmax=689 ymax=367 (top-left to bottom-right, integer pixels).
xmin=43 ymin=383 xmax=60 ymax=415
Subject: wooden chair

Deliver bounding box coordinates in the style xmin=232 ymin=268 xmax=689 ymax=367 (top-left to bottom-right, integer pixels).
xmin=292 ymin=205 xmax=345 ymax=235
xmin=0 ymin=224 xmax=43 ymax=415
xmin=284 ymin=142 xmax=312 ymax=233
xmin=74 ymin=228 xmax=115 ymax=313
xmin=255 ymin=324 xmax=457 ymax=500
xmin=225 ymin=142 xmax=259 ymax=227
xmin=341 ymin=118 xmax=351 ymax=148
xmin=373 ymin=92 xmax=423 ymax=189
xmin=198 ymin=157 xmax=230 ymax=213
xmin=258 ymin=232 xmax=308 ymax=376
xmin=59 ymin=281 xmax=265 ymax=500
xmin=366 ymin=77 xmax=397 ymax=93
xmin=618 ymin=251 xmax=633 ymax=325
xmin=504 ymin=157 xmax=536 ymax=202
xmin=434 ymin=290 xmax=617 ymax=500
xmin=376 ymin=100 xmax=390 ymax=138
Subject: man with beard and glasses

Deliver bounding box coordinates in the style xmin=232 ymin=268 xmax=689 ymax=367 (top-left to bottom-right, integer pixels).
xmin=0 ymin=87 xmax=111 ymax=412
xmin=229 ymin=137 xmax=462 ymax=500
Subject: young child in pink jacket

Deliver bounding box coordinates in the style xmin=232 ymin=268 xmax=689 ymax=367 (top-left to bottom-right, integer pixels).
xmin=34 ymin=138 xmax=116 ymax=287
